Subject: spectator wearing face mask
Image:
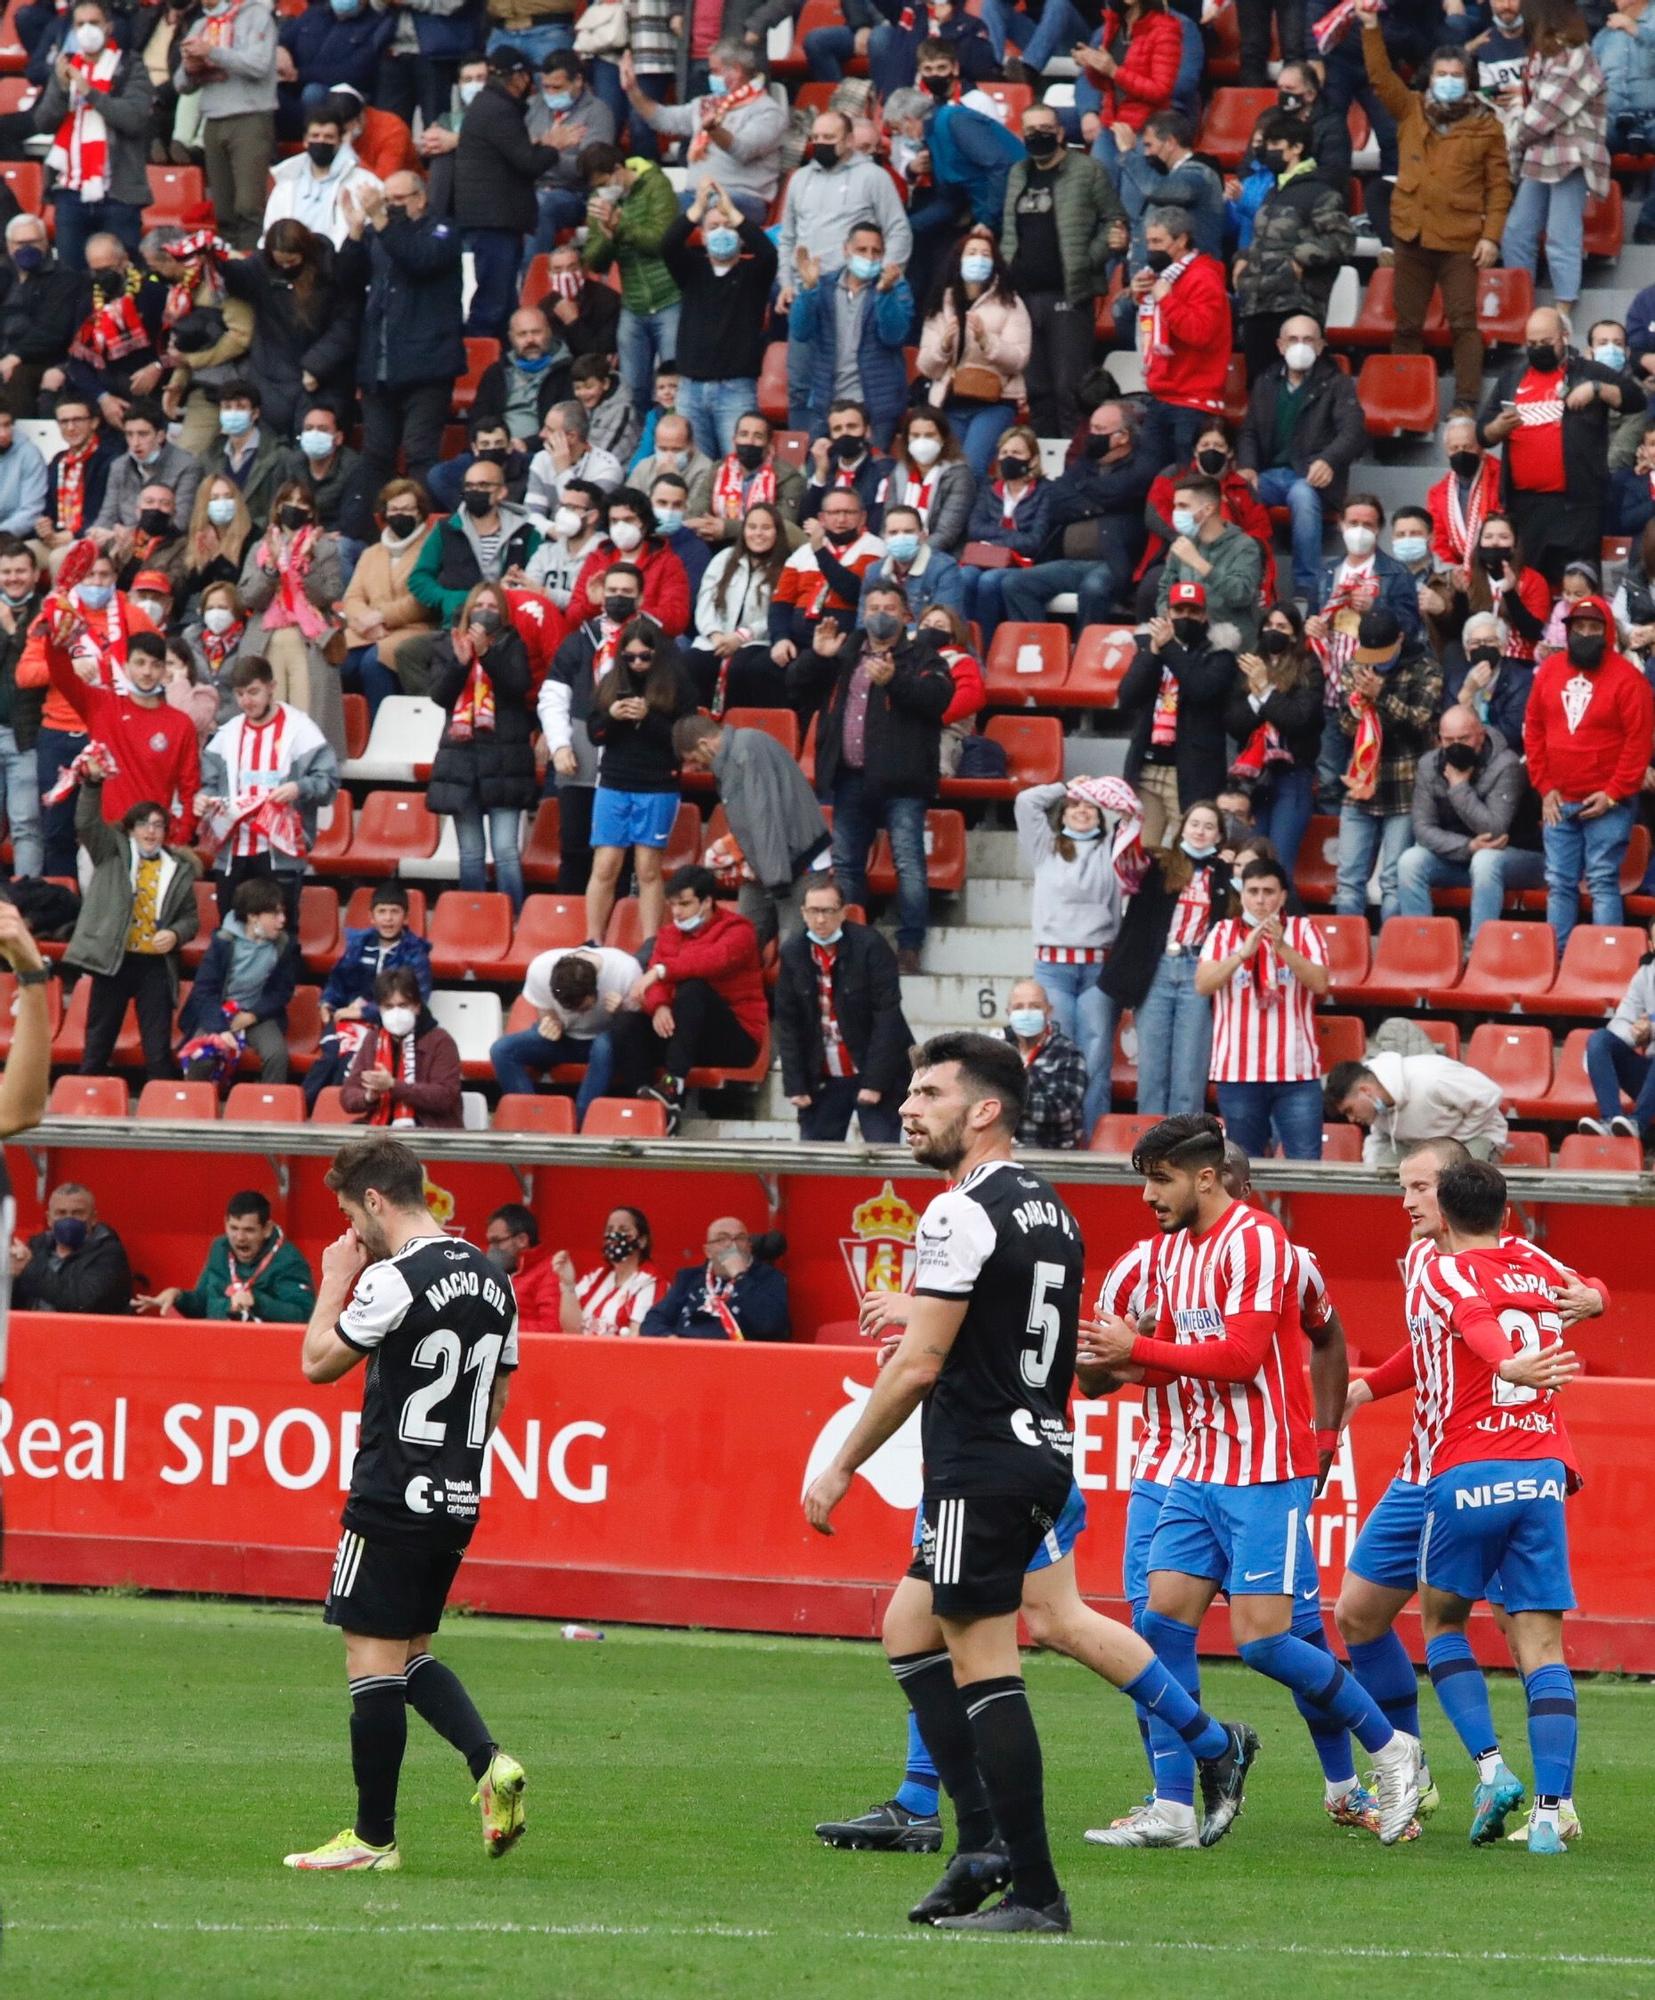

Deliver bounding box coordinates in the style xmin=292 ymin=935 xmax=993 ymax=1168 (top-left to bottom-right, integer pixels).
xmin=1525 ymin=592 xmax=1655 ymax=944
xmin=1397 ymin=702 xmax=1544 ymax=939
xmin=881 ymin=411 xmax=976 ymax=557
xmin=775 ymin=108 xmax=914 ymax=316
xmin=1152 ymin=473 xmax=1263 ymax=652
xmin=339 ymin=478 xmax=438 ymax=715
xmin=1451 ymin=512 xmax=1550 ymax=671
xmin=1120 ymin=582 xmax=1241 ymax=853
xmin=1226 ymin=602 xmax=1322 ymax=881
xmin=199 ymin=378 xmax=302 ymax=536
xmin=771 ymin=487 xmax=884 ymax=654
xmin=1442 ymin=610 xmax=1535 ymax=747
xmin=185 ymin=581 xmax=254 ymax=724
xmin=178 ymin=874 xmax=299 ymax=1084
xmin=540 ymin=1205 xmax=659 ymax=1337
xmin=1002 ymin=398 xmax=1156 ymax=629
xmin=1305 ymin=497 xmax=1425 ymax=802
xmin=1000 ymin=978 xmax=1087 ymax=1150
xmin=262 ymin=104 xmax=382 ymax=248
xmin=619 ymin=41 xmax=788 ymax=225
xmin=0 ymin=218 xmax=86 ymax=423
xmin=1232 ymin=112 xmax=1354 ymax=383
xmin=1333 ymin=608 xmax=1443 ymax=921
xmin=11 ymin=1181 xmax=132 ymax=1315
xmin=645 ymin=472 xmax=712 ymax=601
xmin=411 ymin=458 xmax=542 ymax=629
xmin=585 ymin=620 xmax=697 ymax=946
xmin=428 ymin=416 xmax=531 ymax=518
xmin=660 ymin=182 xmax=780 ymax=462
xmin=238 ymin=479 xmax=346 ymax=756
xmin=578 ymin=143 xmax=682 ymax=422
xmin=562 ymin=486 xmax=690 ymax=642
xmin=799 ymin=402 xmax=893 ymax=532
xmin=425 ymin=582 xmax=536 ymax=911
xmin=537 ymin=563 xmax=646 ymax=895
xmin=788 ymin=222 xmax=915 ymax=452
xmin=524 ymin=475 xmax=605 ymax=609
xmin=525 ymin=52 xmax=614 ymax=245
xmin=182 ymin=473 xmax=255 ymax=601
xmin=293 ymin=401 xmax=373 ymax=552
xmin=913 ymin=227 xmax=1030 ymax=481
xmin=1425 ymin=413 xmax=1502 ymax=577
xmin=687 ymin=412 xmax=805 ymax=552
xmin=856 ymin=504 xmax=966 ymax=624
xmin=1131 ymin=206 xmax=1233 ymax=476
xmin=340 ymin=965 xmax=463 ymax=1126
xmin=960 ymin=422 xmax=1051 ymax=640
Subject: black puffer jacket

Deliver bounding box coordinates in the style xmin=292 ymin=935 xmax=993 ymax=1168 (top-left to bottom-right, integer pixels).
xmin=221 ymin=248 xmax=359 ymax=425
xmin=425 ymin=628 xmax=538 ymax=815
xmin=455 ymin=80 xmax=541 ymax=236
xmin=788 ymin=628 xmax=953 ymax=802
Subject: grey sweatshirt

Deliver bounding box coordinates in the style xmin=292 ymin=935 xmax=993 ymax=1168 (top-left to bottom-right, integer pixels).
xmin=1014 ymin=781 xmax=1123 ymax=955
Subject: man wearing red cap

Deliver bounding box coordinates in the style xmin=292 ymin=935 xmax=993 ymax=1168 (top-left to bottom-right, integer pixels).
xmin=1524 ymin=594 xmax=1655 ymax=947
xmin=1117 ymin=576 xmax=1240 ymax=851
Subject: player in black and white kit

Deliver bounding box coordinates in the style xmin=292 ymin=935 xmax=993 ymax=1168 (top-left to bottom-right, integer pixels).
xmin=804 ymin=1034 xmax=1254 ymax=1936
xmin=285 ymin=1136 xmax=526 ymax=1873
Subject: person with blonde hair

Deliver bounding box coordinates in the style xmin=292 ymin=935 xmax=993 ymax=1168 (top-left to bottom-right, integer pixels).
xmin=340 ymin=479 xmax=438 ymax=715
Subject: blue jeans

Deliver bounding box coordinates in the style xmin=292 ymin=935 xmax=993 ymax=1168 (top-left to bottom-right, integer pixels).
xmin=486 ymin=20 xmax=573 ymax=62
xmin=1133 ymin=952 xmax=1213 ymax=1118
xmin=831 ymin=772 xmax=929 ymax=950
xmin=1037 ymin=957 xmax=1116 ymax=1137
xmin=1252 ymin=764 xmax=1314 ymax=885
xmin=1335 ymin=806 xmax=1412 ymax=920
xmin=464 ymin=227 xmax=524 ymax=339
xmin=1396 ymin=842 xmax=1548 ymax=941
xmin=962 ymin=564 xmax=1011 ymax=643
xmin=1001 ymin=557 xmax=1126 ymax=627
xmin=339 ymin=643 xmax=403 ymax=720
xmin=980 ymin=0 xmax=1089 ymax=71
xmin=533 ymin=185 xmax=588 ymax=255
xmin=944 ymin=399 xmax=1016 ymax=481
xmin=1502 ymin=169 xmax=1590 ymax=306
xmin=679 ymin=375 xmax=757 ymax=459
xmin=869 ymin=20 xmax=923 ymax=97
xmin=0 ymin=724 xmax=42 ymax=878
xmin=452 ymin=802 xmax=525 ymax=911
xmin=805 ymin=22 xmax=857 ymax=79
xmin=1543 ymin=798 xmax=1635 ymax=946
xmin=618 ymin=303 xmax=682 ymax=420
xmin=51 ymin=189 xmax=145 ymax=270
xmin=1586 ymin=1026 xmax=1655 ymax=1129
xmin=1140 ymin=400 xmax=1211 ymax=479
xmin=1216 ymin=1077 xmax=1323 ymax=1160
xmin=35 ymin=723 xmax=85 ymax=878
xmin=491 ymin=1023 xmax=614 ymax=1122
xmin=1253 ymin=465 xmax=1327 ymax=601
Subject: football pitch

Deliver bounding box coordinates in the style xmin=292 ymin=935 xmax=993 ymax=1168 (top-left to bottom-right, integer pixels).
xmin=4 ymin=1592 xmax=1652 ymax=2000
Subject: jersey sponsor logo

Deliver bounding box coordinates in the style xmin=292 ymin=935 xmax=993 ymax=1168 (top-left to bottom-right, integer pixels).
xmin=838 ymin=1180 xmax=919 ymax=1304
xmin=801 ymin=1374 xmax=922 ymax=1511
xmin=1453 ymin=1475 xmax=1566 ymax=1508
xmin=406 ymin=1473 xmax=435 ymax=1514
xmin=1173 ymin=1305 xmax=1226 ymax=1335
xmin=1011 ymin=1409 xmax=1039 ymax=1447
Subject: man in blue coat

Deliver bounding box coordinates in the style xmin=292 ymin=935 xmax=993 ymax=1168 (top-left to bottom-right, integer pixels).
xmin=337 ymin=166 xmax=464 ymax=489
xmin=886 ymin=77 xmax=1025 ymax=307
xmin=787 ymin=221 xmax=914 ymax=446
xmin=640 ymin=1217 xmax=791 ymax=1341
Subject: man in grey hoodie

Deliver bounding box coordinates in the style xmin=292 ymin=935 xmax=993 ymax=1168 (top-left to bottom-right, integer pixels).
xmin=1395 ymin=705 xmax=1544 ymax=942
xmin=673 ymin=712 xmax=832 ymax=946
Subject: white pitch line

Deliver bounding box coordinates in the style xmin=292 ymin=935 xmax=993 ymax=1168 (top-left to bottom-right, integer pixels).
xmin=9 ymin=1920 xmax=1653 ymax=1969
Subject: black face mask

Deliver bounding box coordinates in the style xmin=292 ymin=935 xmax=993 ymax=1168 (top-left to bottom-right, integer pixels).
xmin=1478 ymin=545 xmax=1511 ymax=575
xmin=278 ymin=505 xmax=311 ymax=531
xmin=1024 ymin=128 xmax=1059 ymax=159
xmin=307 ymin=140 xmax=339 ymax=170
xmin=384 ymin=201 xmax=409 ymax=223
xmin=1145 ymin=248 xmax=1173 ymax=273
xmin=808 ymin=141 xmax=840 ymax=170
xmin=1566 ymin=629 xmax=1606 ymax=668
xmin=733 ymin=441 xmax=767 ymax=472
xmin=461 ymin=489 xmax=496 ymax=517
xmin=1262 ymin=149 xmax=1290 ymax=176
xmin=602 ymin=593 xmax=637 ymax=623
xmin=1278 ymin=90 xmax=1306 ymax=111
xmin=475 ymin=446 xmax=510 ymax=466
xmin=138 ymin=507 xmax=172 ymax=538
xmin=1258 ymin=627 xmax=1292 ymax=656
xmin=1468 ymin=643 xmax=1502 ymax=668
xmin=1083 ymin=434 xmax=1113 ymax=461
xmin=384 ymin=513 xmax=419 ymax=539
xmin=998 ymin=455 xmax=1031 ymax=481
xmin=1440 ymin=742 xmax=1479 ymax=772
xmin=921 ymin=72 xmax=952 ymax=100
xmin=1449 ymin=449 xmax=1481 ymax=480
xmin=1527 ymin=341 xmax=1561 ymax=372
xmin=1172 ymin=618 xmax=1207 ymax=650
xmin=1195 ymin=447 xmax=1228 ymax=477
xmin=829 ymin=433 xmax=865 ymax=463
xmin=823 ymin=524 xmax=860 ymax=546
xmin=471 ymin=606 xmax=503 ymax=634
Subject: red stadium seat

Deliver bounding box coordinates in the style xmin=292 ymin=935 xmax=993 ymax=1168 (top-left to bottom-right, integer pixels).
xmin=0 ymin=2 xmax=25 ymax=75
xmin=181 ymin=879 xmax=221 ymax=970
xmin=723 ymin=707 xmax=800 ymax=758
xmin=1358 ymin=916 xmax=1463 ymax=1006
xmin=1442 ymin=920 xmax=1556 ymax=1012
xmin=1556 ymin=1131 xmax=1642 ymax=1173
xmin=1500 ymin=1130 xmax=1550 ymax=1168
xmin=452 ymin=336 xmax=500 ymax=417
xmin=1314 ymin=1013 xmax=1366 ymax=1070
xmin=518 ymin=253 xmax=551 ymax=309
xmin=960 ymin=541 xmax=1013 ymax=570
xmin=688 ymin=1024 xmax=771 ymax=1089
xmin=427 ymin=890 xmax=514 ymax=980
xmin=1065 ymin=624 xmax=1137 ymax=708
xmin=1547 ymin=925 xmax=1647 ymax=1017
xmin=1222 ymin=352 xmax=1249 ymax=427
xmin=223 ymin=1083 xmax=305 ymax=1123
xmin=1538 ymin=1028 xmax=1602 ymax=1122
xmin=48 ymin=1074 xmax=128 ymax=1118
xmin=494 ymin=1093 xmax=577 ymax=1134
xmin=342 ymin=691 xmax=369 ymax=762
xmin=521 ymin=796 xmax=562 ymax=886
xmin=661 ymin=801 xmax=703 ymax=871
xmin=1466 ymin=1023 xmax=1554 ymax=1118
xmin=307 ymin=792 xmax=355 ymax=874
xmin=1312 ymin=914 xmax=1372 ymax=998
xmin=1474 ymin=266 xmax=1534 ymax=348
xmin=1415 ymin=1018 xmax=1461 ymax=1059
xmin=0 ymin=161 xmax=42 ymax=212
xmin=1090 ymin=1112 xmax=1160 ymax=1155
xmin=499 ymin=893 xmax=589 ymax=980
xmin=143 ymin=163 xmax=208 ymax=226
xmin=343 ymin=884 xmax=428 ymax=932
xmin=137 ymin=1080 xmax=219 ymax=1121
xmin=758 ymin=342 xmax=790 ymax=426
xmin=581 ymin=1097 xmax=668 ymax=1138
xmin=940 ymin=715 xmax=1062 ymax=801
xmin=1294 ymin=816 xmax=1341 ymax=908
xmin=0 ymin=971 xmax=62 ymax=1055
xmin=1320 ymin=1123 xmax=1363 ymax=1161
xmin=282 ymin=986 xmax=323 ymax=1074
xmin=983 ymin=622 xmax=1070 ymax=704
xmin=51 ymin=980 xmax=142 ymax=1069
xmin=977 ymin=80 xmax=1031 ymax=130
xmin=605 ymin=896 xmax=645 ymax=956
xmin=309 ymin=1086 xmax=355 ymax=1123
xmin=1357 ymin=355 xmax=1439 ymax=438
xmin=773 ymin=429 xmax=808 ymax=470
xmin=1582 ymin=182 xmax=1624 ymax=261
xmin=298 ymin=883 xmax=342 ymax=974
xmin=346 ymin=791 xmax=439 ymax=872
xmin=1197 ymin=87 xmax=1275 ymax=168
xmin=1204 ymin=0 xmax=1242 ymax=80
xmin=1339 ymin=267 xmax=1447 ymax=350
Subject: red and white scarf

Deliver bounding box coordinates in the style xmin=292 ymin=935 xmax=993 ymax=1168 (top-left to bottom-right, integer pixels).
xmin=198 ymin=0 xmax=246 ymax=52
xmin=903 ymin=465 xmax=937 ymax=521
xmin=161 ymin=225 xmax=229 ymax=327
xmin=1445 ymin=460 xmax=1493 ymax=565
xmin=1137 ymin=250 xmax=1197 ymax=358
xmin=543 ymin=267 xmax=583 ymax=301
xmin=1343 ymin=683 xmax=1382 ymax=802
xmin=42 ymin=739 xmax=119 ymax=805
xmin=701 ymin=1268 xmax=745 ymax=1340
xmin=712 ymin=453 xmax=773 ymax=519
xmin=1064 ymin=772 xmax=1149 ymax=893
xmin=52 ymin=431 xmax=99 ymax=536
xmin=46 ymin=46 xmax=120 ymax=200
xmin=70 ymin=282 xmax=150 ymax=369
xmin=257 ymin=524 xmax=330 ymax=642
xmin=1312 ymin=0 xmax=1382 ymax=53
xmin=446 ymin=654 xmax=496 ymax=742
xmin=224 ymin=1224 xmax=286 ymax=1316
xmin=1312 ymin=569 xmax=1374 ymax=708
xmin=200 ymin=614 xmax=245 ymax=674
xmin=689 ymin=74 xmax=764 ymax=161
xmin=589 ymin=614 xmax=622 ymax=682
xmin=197 ymin=789 xmax=306 ymax=863
xmin=366 ymin=1023 xmax=419 ymax=1128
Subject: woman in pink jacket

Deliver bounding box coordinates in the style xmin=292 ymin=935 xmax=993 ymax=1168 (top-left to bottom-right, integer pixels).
xmin=915 ymin=223 xmax=1034 ymax=480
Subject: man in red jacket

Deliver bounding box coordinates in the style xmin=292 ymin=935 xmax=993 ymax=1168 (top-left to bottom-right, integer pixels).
xmin=1523 ymin=594 xmax=1655 ymax=947
xmin=1133 ymin=206 xmax=1232 ymax=475
xmin=603 ymin=863 xmax=766 ymax=1134
xmin=46 ymin=625 xmax=200 ymax=844
xmin=558 ymin=489 xmax=691 ymax=645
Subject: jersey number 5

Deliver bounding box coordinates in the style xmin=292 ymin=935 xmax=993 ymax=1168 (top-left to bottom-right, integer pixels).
xmin=399 ymin=1329 xmax=505 ymax=1448
xmin=1021 ymin=1260 xmax=1066 ymax=1390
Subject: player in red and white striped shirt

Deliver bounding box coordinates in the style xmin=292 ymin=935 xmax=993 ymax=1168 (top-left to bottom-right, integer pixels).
xmin=1196 ymin=855 xmax=1328 ymax=1161
xmin=1082 ymin=1114 xmax=1420 ymax=1848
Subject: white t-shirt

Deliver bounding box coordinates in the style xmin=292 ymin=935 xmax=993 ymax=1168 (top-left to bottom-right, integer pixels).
xmin=523 ymin=946 xmax=641 ymax=1038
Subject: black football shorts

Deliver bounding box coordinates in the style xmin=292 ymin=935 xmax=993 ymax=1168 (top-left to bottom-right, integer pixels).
xmin=906 ymin=1491 xmax=1059 ymax=1618
xmin=322 ymin=1528 xmax=466 ymax=1639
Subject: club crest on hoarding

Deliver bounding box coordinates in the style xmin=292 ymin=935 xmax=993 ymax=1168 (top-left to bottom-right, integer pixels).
xmin=840 ymin=1180 xmax=918 ymax=1303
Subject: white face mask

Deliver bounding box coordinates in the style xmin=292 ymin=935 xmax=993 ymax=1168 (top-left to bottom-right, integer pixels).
xmin=380 ymin=1005 xmax=417 ymax=1037
xmin=75 ymin=21 xmax=106 ymax=53
xmin=203 ymin=605 xmax=236 ymax=635
xmin=1283 ymin=341 xmax=1317 ymax=374
xmin=907 ymin=435 xmax=942 ymax=467
xmin=1343 ymin=524 xmax=1377 ymax=557
xmin=609 ymin=519 xmax=644 ymax=551
xmin=553 ymin=505 xmax=584 ymax=539
xmin=134 ymin=596 xmax=166 ymax=623
xmin=673 ymin=909 xmax=707 ymax=932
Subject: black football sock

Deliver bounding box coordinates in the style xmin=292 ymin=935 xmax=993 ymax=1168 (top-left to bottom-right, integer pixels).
xmin=348 ymin=1674 xmax=408 ymax=1848
xmin=406 ymin=1652 xmax=497 ymax=1783
xmin=889 ymin=1650 xmax=997 ymax=1851
xmin=960 ymin=1676 xmax=1061 ymax=1909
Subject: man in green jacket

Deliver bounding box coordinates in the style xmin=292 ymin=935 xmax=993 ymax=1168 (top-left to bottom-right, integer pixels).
xmin=1154 ymin=472 xmax=1264 ymax=653
xmin=579 ymin=144 xmax=682 ymax=425
xmin=136 ymin=1190 xmax=316 ymax=1322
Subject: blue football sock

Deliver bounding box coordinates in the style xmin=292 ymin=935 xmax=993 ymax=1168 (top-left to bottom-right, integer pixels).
xmin=1130 ymin=1602 xmax=1164 ymax=1787
xmin=1237 ymin=1629 xmax=1394 ymax=1755
xmin=893 ymin=1709 xmax=940 ymax=1817
xmin=1139 ymin=1610 xmax=1202 ymax=1806
xmin=1348 ymin=1631 xmax=1423 ymax=1743
xmin=1425 ymin=1633 xmax=1499 ymax=1766
xmin=1288 ymin=1611 xmax=1356 ymax=1785
xmin=1121 ymin=1657 xmax=1229 ymax=1763
xmin=1524 ymin=1665 xmax=1577 ymax=1800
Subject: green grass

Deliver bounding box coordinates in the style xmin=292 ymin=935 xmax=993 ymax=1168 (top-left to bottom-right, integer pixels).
xmin=4 ymin=1591 xmax=1652 ymax=2000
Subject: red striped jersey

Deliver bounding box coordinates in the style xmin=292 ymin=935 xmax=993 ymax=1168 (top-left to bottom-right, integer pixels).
xmin=1098 ymin=1235 xmax=1184 ymax=1486
xmin=1412 ymin=1239 xmax=1578 ymax=1480
xmin=1145 ymin=1200 xmax=1316 ymax=1485
xmin=1201 ymin=915 xmax=1327 ymax=1084
xmin=1165 ymin=870 xmax=1213 ymax=951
